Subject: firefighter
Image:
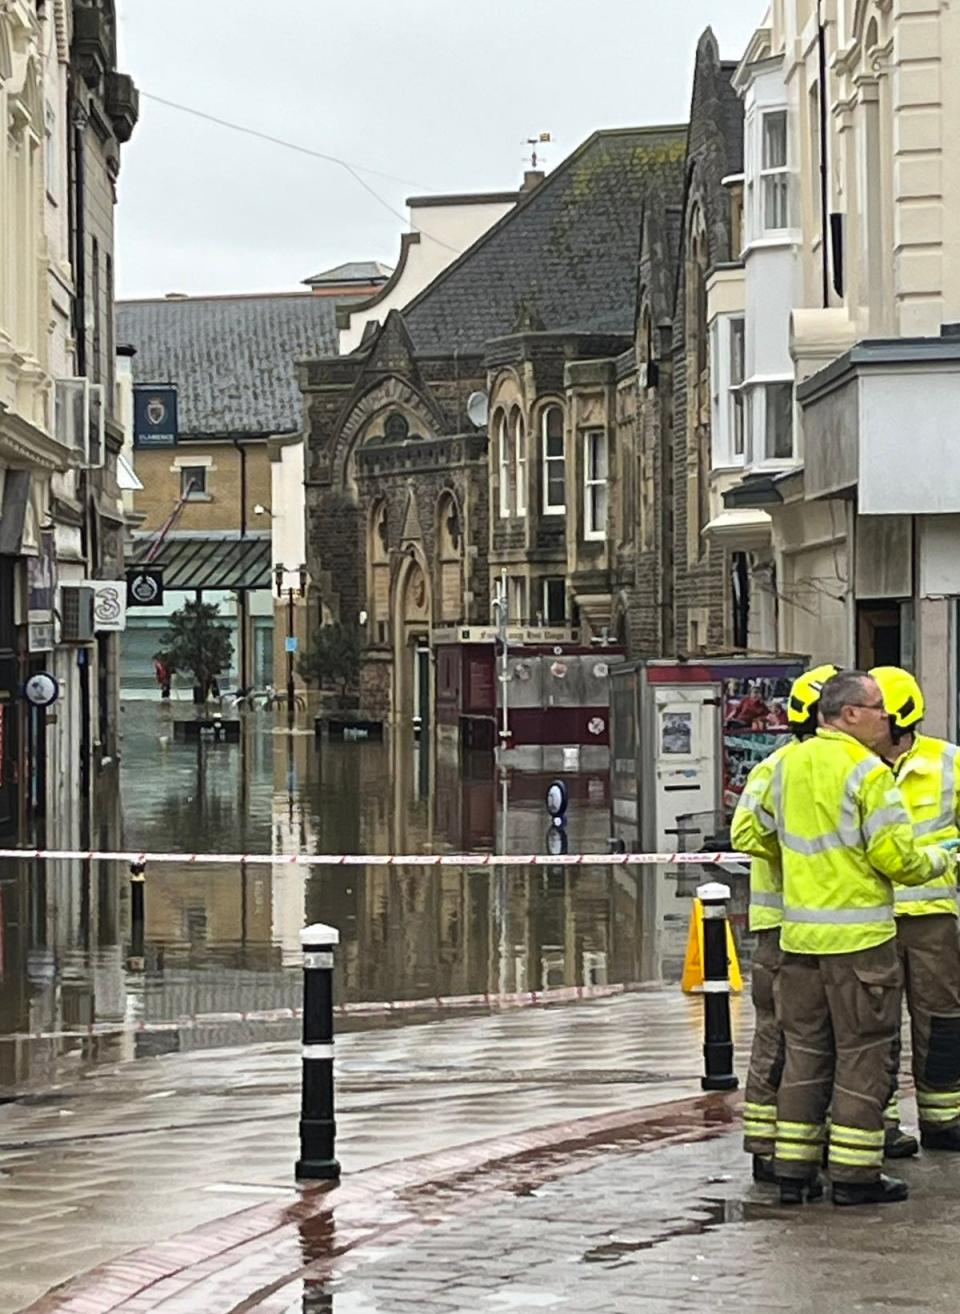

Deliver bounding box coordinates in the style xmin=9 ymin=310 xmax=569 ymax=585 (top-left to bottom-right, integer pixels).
xmin=871 ymin=666 xmax=960 ymax=1152
xmin=733 ymin=663 xmax=838 ymax=1184
xmin=735 ymin=670 xmax=953 ymax=1206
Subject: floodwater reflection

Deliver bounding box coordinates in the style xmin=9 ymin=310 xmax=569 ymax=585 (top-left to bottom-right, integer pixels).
xmin=0 ymin=703 xmax=707 ymax=1092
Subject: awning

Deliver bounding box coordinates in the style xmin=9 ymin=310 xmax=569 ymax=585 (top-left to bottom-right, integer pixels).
xmin=127 ymin=533 xmax=271 ymax=591
xmin=118 ymin=453 xmax=143 ymax=491
xmin=703 ymin=507 xmax=772 ymax=549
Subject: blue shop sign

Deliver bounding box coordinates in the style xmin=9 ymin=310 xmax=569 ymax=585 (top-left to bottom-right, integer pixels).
xmin=133 ymin=386 xmax=179 ymax=448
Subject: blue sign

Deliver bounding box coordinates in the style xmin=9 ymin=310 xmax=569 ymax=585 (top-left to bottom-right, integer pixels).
xmin=133 ymin=386 xmax=178 ymax=449
xmin=285 ymin=636 xmax=299 ymax=653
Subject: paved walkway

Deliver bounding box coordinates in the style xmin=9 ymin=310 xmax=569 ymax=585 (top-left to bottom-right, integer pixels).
xmin=8 ymin=989 xmax=960 ymax=1313
xmin=1 ymin=990 xmax=736 ymax=1313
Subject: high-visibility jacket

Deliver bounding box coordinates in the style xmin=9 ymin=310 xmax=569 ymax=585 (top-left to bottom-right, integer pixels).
xmin=892 ymin=733 xmax=960 ymax=919
xmin=737 ymin=727 xmax=949 ymax=955
xmin=732 ymin=738 xmax=797 ymax=932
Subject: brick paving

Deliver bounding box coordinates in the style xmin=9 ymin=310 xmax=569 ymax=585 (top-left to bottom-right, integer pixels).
xmin=1 ymin=991 xmax=736 ymax=1314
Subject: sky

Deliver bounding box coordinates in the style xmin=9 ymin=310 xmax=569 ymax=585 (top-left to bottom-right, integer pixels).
xmin=115 ymin=0 xmax=767 ymax=300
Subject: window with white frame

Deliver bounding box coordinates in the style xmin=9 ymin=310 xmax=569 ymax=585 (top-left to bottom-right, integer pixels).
xmin=508 ymin=575 xmax=527 ymax=624
xmin=761 ymin=110 xmax=789 ymax=232
xmin=583 ymin=430 xmax=608 ymax=541
xmin=541 ymin=405 xmax=565 ymax=514
xmin=497 ymin=410 xmax=511 ymax=518
xmin=513 ymin=408 xmax=527 ymax=517
xmin=764 ymin=381 xmax=794 ymax=460
xmin=709 ymin=315 xmax=747 ymax=468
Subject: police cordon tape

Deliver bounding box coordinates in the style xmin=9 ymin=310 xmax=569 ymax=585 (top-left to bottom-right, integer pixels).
xmin=0 ymin=848 xmax=751 ymax=867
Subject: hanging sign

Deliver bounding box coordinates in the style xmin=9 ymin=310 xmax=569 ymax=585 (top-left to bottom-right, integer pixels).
xmin=83 ymin=580 xmax=127 ymax=632
xmin=126 ymin=567 xmax=164 ymax=608
xmin=24 ymin=672 xmax=59 ymax=708
xmin=133 ymin=386 xmax=178 ymax=448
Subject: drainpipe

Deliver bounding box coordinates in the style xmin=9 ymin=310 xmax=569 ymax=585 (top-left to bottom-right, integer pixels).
xmin=817 ymin=0 xmax=831 ymax=308
xmin=233 ymin=438 xmax=249 ymax=689
xmin=71 ymin=90 xmax=92 ymax=847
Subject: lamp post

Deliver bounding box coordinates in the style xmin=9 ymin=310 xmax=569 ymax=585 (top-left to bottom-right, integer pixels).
xmin=275 ymin=563 xmax=308 ymax=731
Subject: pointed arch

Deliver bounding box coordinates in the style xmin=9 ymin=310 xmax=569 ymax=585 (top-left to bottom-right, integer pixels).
xmin=435 ymin=489 xmax=464 ymax=625
xmin=367 ymin=498 xmax=390 ymax=644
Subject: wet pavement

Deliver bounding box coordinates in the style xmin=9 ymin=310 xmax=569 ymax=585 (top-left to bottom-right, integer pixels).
xmin=1 ymin=703 xmax=729 ymax=1096
xmin=4 ymin=983 xmax=960 ymax=1313
xmin=0 ymin=989 xmax=733 ymax=1312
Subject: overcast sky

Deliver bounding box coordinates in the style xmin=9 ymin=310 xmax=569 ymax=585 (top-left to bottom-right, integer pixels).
xmin=116 ymin=1 xmax=767 ymax=299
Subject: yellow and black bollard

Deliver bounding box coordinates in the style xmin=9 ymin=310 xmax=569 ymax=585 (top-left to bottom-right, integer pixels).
xmin=295 ymin=922 xmax=341 ymax=1181
xmin=698 ymin=880 xmax=739 ymax=1092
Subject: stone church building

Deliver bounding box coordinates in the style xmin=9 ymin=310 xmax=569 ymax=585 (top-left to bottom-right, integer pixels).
xmin=302 ymin=30 xmax=746 ymax=724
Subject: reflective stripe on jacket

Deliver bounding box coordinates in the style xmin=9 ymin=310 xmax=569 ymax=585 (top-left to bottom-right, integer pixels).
xmin=732 ymin=738 xmax=796 ymax=932
xmin=742 ymin=728 xmax=948 ymax=955
xmin=893 ymin=733 xmax=960 ymax=919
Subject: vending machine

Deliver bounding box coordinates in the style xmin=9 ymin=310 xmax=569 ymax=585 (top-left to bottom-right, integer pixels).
xmin=609 ymin=656 xmax=806 ymax=980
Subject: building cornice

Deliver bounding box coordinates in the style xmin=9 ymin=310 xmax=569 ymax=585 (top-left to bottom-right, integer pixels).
xmin=0 ymin=402 xmax=72 ymax=471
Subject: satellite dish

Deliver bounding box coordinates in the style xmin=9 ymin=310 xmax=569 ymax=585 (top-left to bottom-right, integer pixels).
xmin=466 ymin=391 xmax=489 ymax=428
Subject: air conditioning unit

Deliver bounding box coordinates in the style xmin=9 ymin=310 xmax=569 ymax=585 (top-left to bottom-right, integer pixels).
xmin=59 ymin=585 xmax=95 ymax=642
xmin=53 ymin=379 xmax=105 ymax=469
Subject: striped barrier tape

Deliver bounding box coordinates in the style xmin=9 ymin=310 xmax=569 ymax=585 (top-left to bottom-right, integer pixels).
xmin=0 ymin=848 xmax=750 ymax=867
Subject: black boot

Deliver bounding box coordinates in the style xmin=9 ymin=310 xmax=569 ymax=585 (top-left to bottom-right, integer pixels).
xmin=779 ymin=1174 xmax=824 ymax=1205
xmin=920 ymin=1125 xmax=960 ymax=1151
xmin=752 ymin=1155 xmax=777 ymax=1184
xmin=884 ymin=1127 xmax=919 ymax=1158
xmin=832 ymin=1173 xmax=909 ymax=1206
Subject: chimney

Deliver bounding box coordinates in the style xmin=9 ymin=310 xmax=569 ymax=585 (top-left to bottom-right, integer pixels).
xmin=522 ymin=170 xmax=545 ymax=193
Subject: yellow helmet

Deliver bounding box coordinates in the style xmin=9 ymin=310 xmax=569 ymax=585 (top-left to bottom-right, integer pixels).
xmin=788 ymin=663 xmax=840 ymax=728
xmin=870 ymin=666 xmax=925 ymax=730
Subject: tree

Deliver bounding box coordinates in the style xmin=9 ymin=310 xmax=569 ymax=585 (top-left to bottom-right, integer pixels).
xmin=300 ymin=622 xmax=361 ymax=694
xmin=162 ymin=600 xmax=233 ymax=700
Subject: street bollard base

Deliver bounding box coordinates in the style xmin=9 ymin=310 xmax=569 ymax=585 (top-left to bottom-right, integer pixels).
xmin=295 ymin=1157 xmax=341 ymax=1182
xmin=701 ymin=1074 xmax=739 ymax=1092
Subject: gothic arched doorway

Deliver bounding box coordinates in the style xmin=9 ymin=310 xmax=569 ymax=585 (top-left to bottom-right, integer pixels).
xmin=392 ymin=550 xmax=432 ymax=731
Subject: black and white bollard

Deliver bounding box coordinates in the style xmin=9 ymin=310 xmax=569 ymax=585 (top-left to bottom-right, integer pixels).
xmin=698 ymin=881 xmax=739 ymax=1093
xmin=128 ymin=861 xmax=146 ymax=972
xmin=295 ymin=922 xmax=341 ymax=1181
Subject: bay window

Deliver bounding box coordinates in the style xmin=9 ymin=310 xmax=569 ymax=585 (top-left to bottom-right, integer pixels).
xmin=761 ymin=110 xmax=789 ymax=232
xmin=541 ymin=405 xmax=565 ymax=514
xmin=583 ymin=430 xmax=608 ymax=541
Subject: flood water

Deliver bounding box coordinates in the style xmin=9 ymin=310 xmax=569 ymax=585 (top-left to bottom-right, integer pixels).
xmin=0 ymin=703 xmax=708 ymax=1094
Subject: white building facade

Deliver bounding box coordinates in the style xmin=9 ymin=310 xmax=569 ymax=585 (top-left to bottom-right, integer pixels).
xmin=721 ymin=0 xmax=960 ymax=733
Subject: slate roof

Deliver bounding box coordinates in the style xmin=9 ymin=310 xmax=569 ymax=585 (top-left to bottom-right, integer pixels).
xmin=400 ymin=125 xmax=688 ymax=356
xmin=303 ymin=260 xmax=393 ymax=286
xmin=117 ymin=293 xmax=343 ymax=437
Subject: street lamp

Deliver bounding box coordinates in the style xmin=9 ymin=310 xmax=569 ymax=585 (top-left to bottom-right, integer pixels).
xmin=275 ymin=562 xmax=308 ymax=730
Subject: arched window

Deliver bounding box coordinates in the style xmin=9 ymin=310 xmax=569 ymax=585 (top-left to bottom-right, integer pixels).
xmin=436 ymin=493 xmax=463 ymax=623
xmin=496 ymin=409 xmax=512 ymax=518
xmin=368 ymin=500 xmax=390 ymax=644
xmin=541 ymin=405 xmax=565 ymax=514
xmin=512 ymin=406 xmax=526 ymax=517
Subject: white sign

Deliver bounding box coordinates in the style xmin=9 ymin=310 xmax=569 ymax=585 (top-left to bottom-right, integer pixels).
xmin=24 ymin=672 xmax=59 ymax=708
xmin=82 ymin=580 xmax=127 ymax=632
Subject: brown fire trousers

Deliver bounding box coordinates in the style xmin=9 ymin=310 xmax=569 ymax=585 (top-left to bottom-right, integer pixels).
xmin=742 ymin=928 xmax=784 ymax=1158
xmin=774 ymin=939 xmax=901 ymax=1185
xmin=891 ymin=914 xmax=960 ymax=1132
